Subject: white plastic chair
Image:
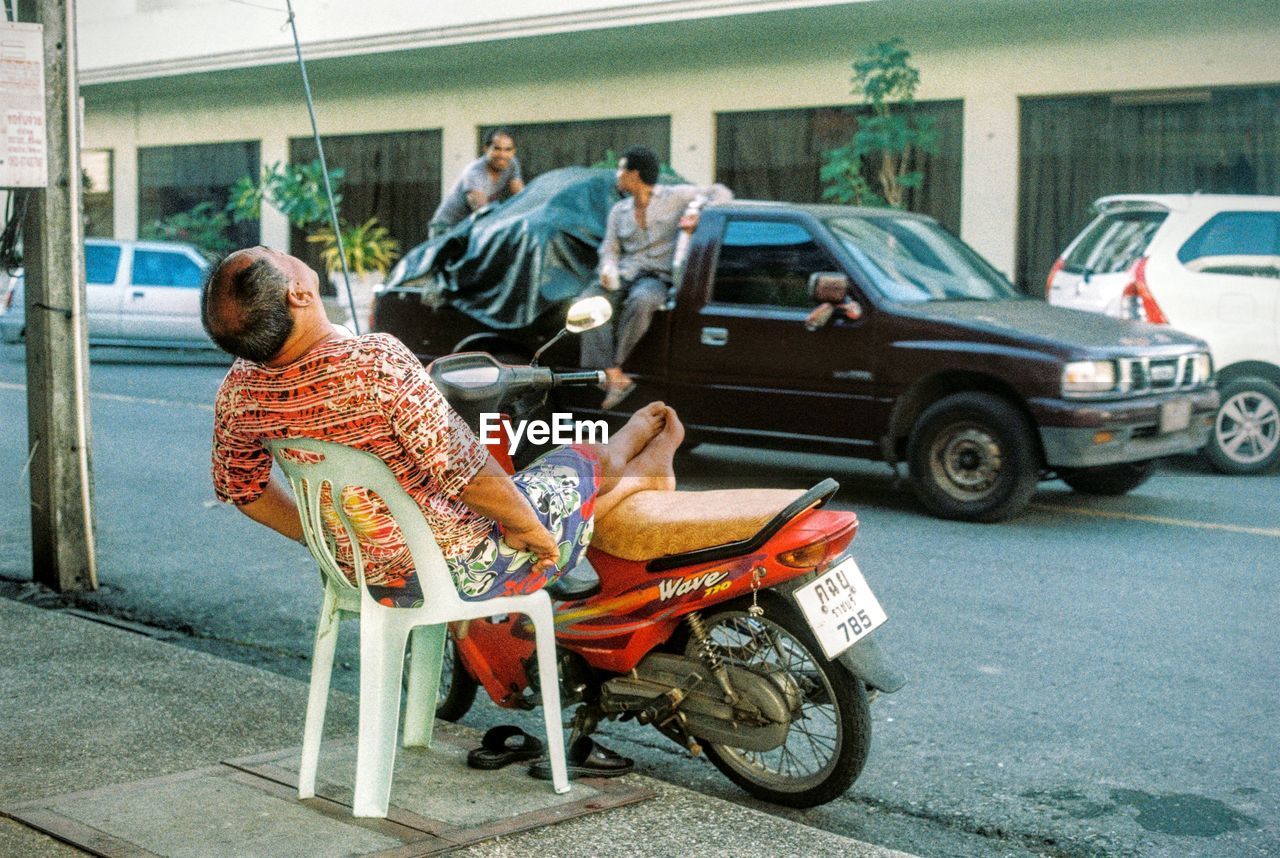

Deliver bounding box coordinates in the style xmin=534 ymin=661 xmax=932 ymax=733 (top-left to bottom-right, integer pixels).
xmin=266 ymin=437 xmax=570 ymax=818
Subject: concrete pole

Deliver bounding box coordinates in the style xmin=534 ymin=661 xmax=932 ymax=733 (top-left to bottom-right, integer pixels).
xmin=20 ymin=0 xmax=97 ymax=591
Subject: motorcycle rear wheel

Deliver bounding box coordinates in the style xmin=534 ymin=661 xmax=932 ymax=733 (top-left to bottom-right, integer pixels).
xmin=688 ymin=595 xmax=872 ymax=808
xmin=405 ymin=635 xmax=478 ymax=721
xmin=436 ymin=635 xmax=479 ymax=721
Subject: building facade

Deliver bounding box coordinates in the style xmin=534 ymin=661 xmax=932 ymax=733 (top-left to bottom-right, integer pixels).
xmin=76 ymin=0 xmax=1280 ymax=289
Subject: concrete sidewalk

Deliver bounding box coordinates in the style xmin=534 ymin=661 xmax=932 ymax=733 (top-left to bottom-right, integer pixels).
xmin=0 ymin=597 xmax=911 ymax=857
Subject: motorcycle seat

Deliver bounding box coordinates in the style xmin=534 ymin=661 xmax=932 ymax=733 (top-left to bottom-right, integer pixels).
xmin=591 ymin=488 xmax=806 ymax=562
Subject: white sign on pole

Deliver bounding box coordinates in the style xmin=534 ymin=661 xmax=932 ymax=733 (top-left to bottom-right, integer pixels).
xmin=0 ymin=22 xmax=47 ymax=188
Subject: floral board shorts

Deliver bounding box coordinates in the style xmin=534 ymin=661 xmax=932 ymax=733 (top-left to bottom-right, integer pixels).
xmin=354 ymin=444 xmax=601 ymax=606
xmin=449 ymin=445 xmax=601 ymax=602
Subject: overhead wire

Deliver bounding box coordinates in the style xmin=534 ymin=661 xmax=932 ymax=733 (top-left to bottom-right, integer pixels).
xmin=281 ymin=0 xmax=359 ymax=332
xmin=219 ymin=0 xmax=357 ymax=330
xmin=0 ymin=190 xmax=29 ymax=273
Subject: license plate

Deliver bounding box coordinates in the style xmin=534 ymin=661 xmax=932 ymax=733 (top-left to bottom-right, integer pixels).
xmin=793 ymin=558 xmax=888 ymax=660
xmin=1159 ymin=398 xmax=1192 ymax=433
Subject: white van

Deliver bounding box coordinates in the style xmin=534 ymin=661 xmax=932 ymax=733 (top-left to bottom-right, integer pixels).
xmin=1047 ymin=194 xmax=1280 ymax=474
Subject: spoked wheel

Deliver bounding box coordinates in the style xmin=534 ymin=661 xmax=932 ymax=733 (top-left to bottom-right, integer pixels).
xmin=404 ymin=633 xmax=478 ymax=722
xmin=688 ymin=596 xmax=871 ymax=808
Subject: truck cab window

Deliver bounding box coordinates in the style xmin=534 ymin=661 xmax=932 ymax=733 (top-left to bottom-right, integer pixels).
xmin=712 ymin=220 xmax=836 ymax=309
xmin=85 ymin=244 xmax=122 ymax=284
xmin=132 ymin=250 xmax=205 ymax=288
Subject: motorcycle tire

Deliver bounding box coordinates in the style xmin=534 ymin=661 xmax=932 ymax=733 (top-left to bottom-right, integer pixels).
xmin=687 ymin=594 xmax=872 ymax=808
xmin=405 ymin=635 xmax=478 ymax=722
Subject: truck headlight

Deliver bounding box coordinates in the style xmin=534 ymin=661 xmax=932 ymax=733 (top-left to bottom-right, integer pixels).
xmin=1062 ymin=360 xmax=1117 ymax=397
xmin=1192 ymin=352 xmax=1213 ymax=385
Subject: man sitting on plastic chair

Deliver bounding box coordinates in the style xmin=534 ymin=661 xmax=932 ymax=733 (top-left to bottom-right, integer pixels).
xmin=199 ymin=249 xmax=684 ymax=743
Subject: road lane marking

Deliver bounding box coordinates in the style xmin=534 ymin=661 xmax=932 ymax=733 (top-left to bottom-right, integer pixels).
xmin=7 ymin=378 xmax=1275 ymax=536
xmin=0 ymin=381 xmax=213 ymax=411
xmin=1031 ymin=502 xmax=1280 ymax=538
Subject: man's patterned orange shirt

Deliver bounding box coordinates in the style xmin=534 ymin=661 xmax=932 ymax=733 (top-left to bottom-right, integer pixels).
xmin=211 ymin=333 xmax=491 ymax=592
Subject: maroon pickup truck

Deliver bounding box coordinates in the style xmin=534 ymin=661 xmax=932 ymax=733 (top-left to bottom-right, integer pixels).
xmin=374 ymin=201 xmax=1217 ymax=522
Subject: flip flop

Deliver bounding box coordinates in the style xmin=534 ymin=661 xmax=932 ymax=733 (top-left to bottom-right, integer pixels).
xmin=467 ymin=725 xmax=545 ymax=770
xmin=600 ymin=381 xmax=637 ymax=410
xmin=529 ymin=736 xmax=634 ymax=780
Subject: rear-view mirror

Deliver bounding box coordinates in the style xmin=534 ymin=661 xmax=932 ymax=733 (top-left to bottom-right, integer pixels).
xmin=565 ymin=295 xmax=613 ymax=333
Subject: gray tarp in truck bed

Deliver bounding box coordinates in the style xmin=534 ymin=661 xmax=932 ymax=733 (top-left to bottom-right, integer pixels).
xmin=383 ymin=167 xmax=618 ymax=331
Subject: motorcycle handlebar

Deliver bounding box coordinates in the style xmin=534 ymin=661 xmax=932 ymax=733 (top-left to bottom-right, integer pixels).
xmin=502 ymin=366 xmax=605 ymax=391
xmin=503 ymin=365 xmax=555 ymax=388
xmin=553 ymin=370 xmax=607 ymax=387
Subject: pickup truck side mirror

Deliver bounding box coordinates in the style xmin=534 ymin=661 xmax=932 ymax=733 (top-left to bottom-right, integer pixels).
xmin=804 ymin=272 xmax=863 ymax=331
xmin=809 ymin=271 xmax=850 ymax=304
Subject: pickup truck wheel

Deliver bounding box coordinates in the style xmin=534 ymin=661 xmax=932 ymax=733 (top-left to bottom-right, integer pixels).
xmin=907 ymin=392 xmax=1039 ymax=522
xmin=1205 ymin=379 xmax=1280 ymax=474
xmin=1060 ymin=461 xmax=1155 ymax=495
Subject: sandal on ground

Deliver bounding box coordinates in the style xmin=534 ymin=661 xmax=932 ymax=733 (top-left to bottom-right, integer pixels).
xmin=529 ymin=736 xmax=634 ymax=780
xmin=600 ymin=381 xmax=637 ymax=410
xmin=467 ymin=725 xmax=545 ymax=770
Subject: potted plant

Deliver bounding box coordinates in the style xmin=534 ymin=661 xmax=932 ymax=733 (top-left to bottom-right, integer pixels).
xmin=306 ymin=217 xmax=401 ymax=328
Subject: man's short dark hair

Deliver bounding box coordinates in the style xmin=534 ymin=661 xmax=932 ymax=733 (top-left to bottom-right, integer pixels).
xmin=201 ymin=255 xmax=293 ymax=363
xmin=484 ymin=128 xmax=515 ymax=148
xmin=620 ymin=145 xmax=660 ymax=186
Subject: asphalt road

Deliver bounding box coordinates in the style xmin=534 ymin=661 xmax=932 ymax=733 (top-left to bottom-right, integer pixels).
xmin=0 ymin=344 xmax=1276 ymax=857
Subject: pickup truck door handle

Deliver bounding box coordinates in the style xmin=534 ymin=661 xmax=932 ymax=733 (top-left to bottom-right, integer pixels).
xmin=700 ymin=327 xmax=729 ymax=347
xmin=131 ymin=290 xmax=145 ymax=300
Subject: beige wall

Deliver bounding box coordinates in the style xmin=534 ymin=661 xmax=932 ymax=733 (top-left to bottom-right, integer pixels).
xmin=82 ymin=1 xmax=1280 ymax=279
xmin=77 ymin=0 xmax=874 ymax=77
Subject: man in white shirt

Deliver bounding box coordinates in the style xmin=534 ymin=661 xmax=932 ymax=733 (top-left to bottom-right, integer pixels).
xmin=580 ymin=145 xmax=733 ymax=409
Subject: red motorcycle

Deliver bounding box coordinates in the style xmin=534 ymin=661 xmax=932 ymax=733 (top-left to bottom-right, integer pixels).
xmin=424 ymin=299 xmax=903 ymax=808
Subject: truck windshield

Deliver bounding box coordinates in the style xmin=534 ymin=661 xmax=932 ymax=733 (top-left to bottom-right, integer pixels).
xmin=826 ymin=216 xmax=1021 ymax=302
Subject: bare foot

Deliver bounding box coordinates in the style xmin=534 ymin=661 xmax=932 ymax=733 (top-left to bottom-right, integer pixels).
xmin=606 ymin=401 xmax=667 ymax=460
xmin=589 ymin=402 xmax=666 ymax=494
xmin=655 ymin=406 xmax=685 ymax=451
xmin=603 ymin=407 xmax=683 ymax=502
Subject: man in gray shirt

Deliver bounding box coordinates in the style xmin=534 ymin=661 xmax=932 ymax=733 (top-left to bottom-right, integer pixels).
xmin=580 ymin=145 xmax=733 ymax=409
xmin=431 ymin=129 xmax=525 ymax=234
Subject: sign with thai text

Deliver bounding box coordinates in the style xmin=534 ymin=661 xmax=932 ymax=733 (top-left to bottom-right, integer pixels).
xmin=0 ymin=23 xmax=46 ymax=188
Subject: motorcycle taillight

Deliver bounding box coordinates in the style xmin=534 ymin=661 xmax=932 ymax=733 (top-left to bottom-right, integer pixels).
xmin=777 ymin=519 xmax=858 ymax=569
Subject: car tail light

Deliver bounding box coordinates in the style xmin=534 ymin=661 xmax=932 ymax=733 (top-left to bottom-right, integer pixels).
xmin=1120 ymin=257 xmax=1167 ymax=324
xmin=777 ymin=519 xmax=858 ymax=569
xmin=1045 ymin=257 xmax=1065 ymax=299
xmin=2 ymin=286 xmax=12 ymax=312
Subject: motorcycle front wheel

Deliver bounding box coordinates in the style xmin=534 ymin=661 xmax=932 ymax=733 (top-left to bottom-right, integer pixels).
xmin=688 ymin=595 xmax=872 ymax=808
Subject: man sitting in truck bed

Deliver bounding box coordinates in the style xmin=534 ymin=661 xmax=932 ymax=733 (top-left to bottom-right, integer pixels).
xmin=579 ymin=145 xmax=733 ymax=409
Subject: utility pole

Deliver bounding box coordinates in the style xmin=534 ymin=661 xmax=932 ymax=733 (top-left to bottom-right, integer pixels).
xmin=17 ymin=0 xmax=97 ymax=591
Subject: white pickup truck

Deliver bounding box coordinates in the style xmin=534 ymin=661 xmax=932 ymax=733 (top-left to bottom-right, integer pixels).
xmin=1 ymin=238 xmax=215 ymax=348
